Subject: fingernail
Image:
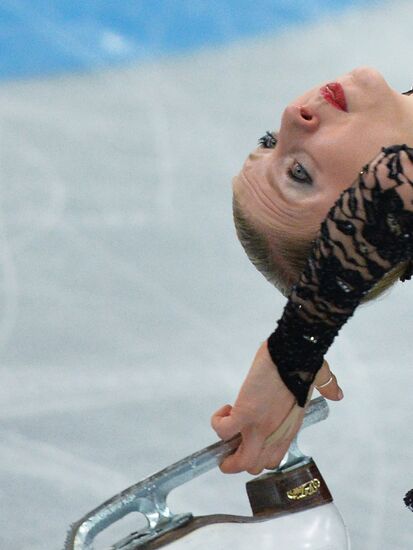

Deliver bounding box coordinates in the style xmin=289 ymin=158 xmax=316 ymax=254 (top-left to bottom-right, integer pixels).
xmin=337 ymin=388 xmax=344 ymax=400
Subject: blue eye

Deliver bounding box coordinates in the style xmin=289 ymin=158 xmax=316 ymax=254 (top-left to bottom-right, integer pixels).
xmin=258 ymin=131 xmax=277 ymax=149
xmin=288 ymin=161 xmax=313 ymax=185
xmin=258 ymin=132 xmax=312 ymax=185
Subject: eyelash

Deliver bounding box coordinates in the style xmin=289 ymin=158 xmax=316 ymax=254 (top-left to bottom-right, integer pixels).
xmin=258 ymin=131 xmax=277 ymax=149
xmin=258 ymin=131 xmax=313 ymax=186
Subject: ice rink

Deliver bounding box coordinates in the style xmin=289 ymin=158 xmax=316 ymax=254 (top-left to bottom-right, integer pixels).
xmin=0 ymin=1 xmax=412 ymax=548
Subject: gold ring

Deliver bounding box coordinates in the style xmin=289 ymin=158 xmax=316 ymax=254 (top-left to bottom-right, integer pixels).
xmin=315 ymin=374 xmax=334 ymax=389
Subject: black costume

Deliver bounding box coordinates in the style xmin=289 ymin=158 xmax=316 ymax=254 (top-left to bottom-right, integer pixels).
xmin=267 ymin=144 xmax=413 ymax=407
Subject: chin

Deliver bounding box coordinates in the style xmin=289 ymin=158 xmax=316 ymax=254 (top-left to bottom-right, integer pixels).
xmin=349 ymin=66 xmax=388 ymax=90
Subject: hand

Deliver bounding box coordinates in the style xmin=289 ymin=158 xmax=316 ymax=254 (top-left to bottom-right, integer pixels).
xmin=211 ymin=341 xmax=343 ymax=475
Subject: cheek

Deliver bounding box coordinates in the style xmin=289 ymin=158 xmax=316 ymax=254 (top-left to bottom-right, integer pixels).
xmin=331 ymin=115 xmax=406 ymax=172
xmin=317 ymin=125 xmax=384 ymax=190
xmin=329 ymin=153 xmax=362 ymax=187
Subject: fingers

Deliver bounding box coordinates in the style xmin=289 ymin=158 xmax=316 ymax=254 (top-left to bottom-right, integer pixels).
xmin=263 ymin=402 xmax=302 ymax=447
xmin=211 ymin=405 xmax=267 ymax=473
xmin=240 ymin=430 xmax=298 ymax=475
xmin=314 ymin=359 xmax=344 ymax=401
xmin=211 ymin=404 xmax=241 ymax=440
xmin=250 ymin=437 xmax=292 ymax=474
xmin=264 ymin=439 xmax=292 ymax=471
xmin=219 ymin=428 xmax=265 ymax=474
xmin=257 ymin=404 xmax=305 ymax=473
xmin=217 ymin=404 xmax=303 ymax=475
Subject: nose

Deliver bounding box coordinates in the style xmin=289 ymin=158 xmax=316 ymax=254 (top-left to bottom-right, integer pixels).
xmin=285 ymin=104 xmax=320 ymax=132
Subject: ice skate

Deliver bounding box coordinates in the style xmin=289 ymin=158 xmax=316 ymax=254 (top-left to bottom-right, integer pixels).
xmin=65 ymin=396 xmax=350 ymax=550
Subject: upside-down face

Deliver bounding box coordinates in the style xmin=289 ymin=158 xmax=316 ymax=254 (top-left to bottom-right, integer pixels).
xmin=233 ymin=67 xmax=413 ymax=253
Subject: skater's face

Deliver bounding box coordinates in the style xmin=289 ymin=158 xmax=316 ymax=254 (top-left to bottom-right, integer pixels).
xmin=233 ymin=66 xmax=413 ymax=246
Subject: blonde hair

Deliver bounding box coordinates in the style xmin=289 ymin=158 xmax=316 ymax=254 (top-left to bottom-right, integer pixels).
xmin=233 ymin=196 xmax=407 ymax=305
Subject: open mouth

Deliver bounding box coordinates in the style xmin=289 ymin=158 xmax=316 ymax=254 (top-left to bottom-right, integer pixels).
xmin=320 ymin=83 xmax=348 ymax=112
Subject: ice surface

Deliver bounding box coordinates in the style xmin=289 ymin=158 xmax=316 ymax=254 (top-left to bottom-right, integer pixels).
xmin=0 ymin=1 xmax=412 ymax=549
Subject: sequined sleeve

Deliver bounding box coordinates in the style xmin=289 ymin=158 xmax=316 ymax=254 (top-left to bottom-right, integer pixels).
xmin=267 ymin=144 xmax=413 ymax=407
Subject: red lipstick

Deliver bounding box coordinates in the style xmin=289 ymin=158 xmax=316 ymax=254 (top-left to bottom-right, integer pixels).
xmin=320 ymin=82 xmax=347 ymax=112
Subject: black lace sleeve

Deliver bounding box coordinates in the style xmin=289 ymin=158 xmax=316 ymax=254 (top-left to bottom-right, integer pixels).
xmin=267 ymin=145 xmax=413 ymax=407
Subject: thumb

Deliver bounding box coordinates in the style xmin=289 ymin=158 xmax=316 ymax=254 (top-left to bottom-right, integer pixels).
xmin=211 ymin=404 xmax=241 ymax=440
xmin=314 ymin=359 xmax=344 ymax=401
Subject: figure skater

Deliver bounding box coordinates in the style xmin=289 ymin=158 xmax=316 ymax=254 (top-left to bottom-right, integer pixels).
xmin=211 ymin=67 xmax=413 ymax=511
